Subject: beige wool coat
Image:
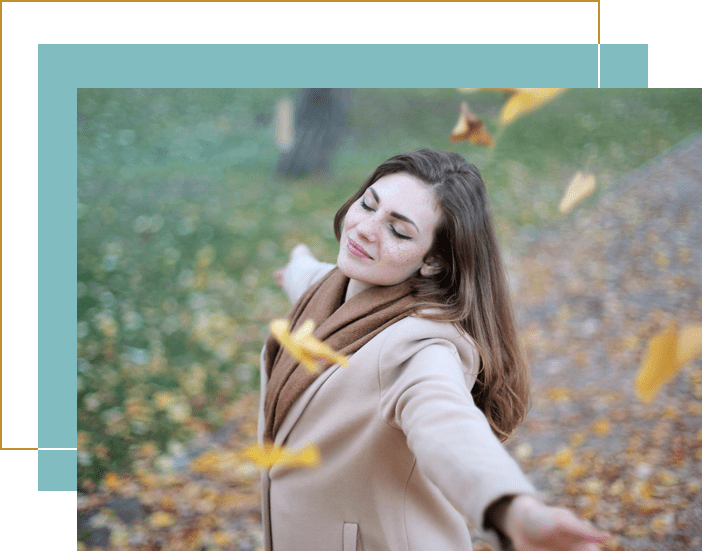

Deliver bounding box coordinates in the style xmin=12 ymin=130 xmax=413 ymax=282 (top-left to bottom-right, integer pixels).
xmin=258 ymin=256 xmax=536 ymax=551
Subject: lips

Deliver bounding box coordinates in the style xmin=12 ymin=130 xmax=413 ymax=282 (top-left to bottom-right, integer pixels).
xmin=347 ymin=238 xmax=373 ymax=260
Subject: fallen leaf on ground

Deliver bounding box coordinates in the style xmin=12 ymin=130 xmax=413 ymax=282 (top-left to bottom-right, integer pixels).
xmin=149 ymin=511 xmax=176 ymax=529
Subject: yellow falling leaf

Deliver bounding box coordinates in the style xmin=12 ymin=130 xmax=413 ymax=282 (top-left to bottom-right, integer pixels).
xmin=275 ymin=97 xmax=295 ymax=153
xmin=559 ymin=172 xmax=596 ymax=214
xmin=449 ymin=102 xmax=494 ymax=147
xmin=241 ymin=442 xmax=320 ymax=470
xmin=634 ymin=322 xmax=702 ymax=403
xmin=635 ymin=322 xmax=679 ymax=403
xmin=499 ymin=88 xmax=565 ymax=125
xmin=191 ymin=449 xmax=240 ymax=475
xmin=270 ymin=319 xmax=350 ymax=374
xmin=676 ymin=324 xmax=702 ymax=367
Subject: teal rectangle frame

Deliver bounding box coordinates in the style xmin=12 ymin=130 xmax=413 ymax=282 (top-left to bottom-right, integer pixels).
xmin=600 ymin=44 xmax=648 ymax=88
xmin=38 ymin=42 xmax=607 ymax=490
xmin=38 ymin=450 xmax=77 ymax=491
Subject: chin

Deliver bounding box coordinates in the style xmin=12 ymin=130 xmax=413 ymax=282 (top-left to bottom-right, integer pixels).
xmin=336 ymin=254 xmax=358 ymax=279
xmin=337 ymin=251 xmax=370 ymax=284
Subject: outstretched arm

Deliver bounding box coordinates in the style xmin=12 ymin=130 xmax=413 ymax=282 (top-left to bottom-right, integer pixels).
xmin=273 ymin=243 xmax=335 ymax=304
xmin=274 ymin=243 xmax=314 ymax=286
xmin=487 ymin=494 xmax=609 ymax=551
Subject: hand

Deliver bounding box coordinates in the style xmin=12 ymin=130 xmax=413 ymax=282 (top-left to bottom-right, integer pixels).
xmin=274 ymin=244 xmax=314 ymax=287
xmin=501 ymin=495 xmax=609 ymax=551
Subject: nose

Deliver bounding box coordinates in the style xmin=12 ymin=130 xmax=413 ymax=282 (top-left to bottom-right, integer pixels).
xmin=355 ymin=213 xmax=378 ymax=242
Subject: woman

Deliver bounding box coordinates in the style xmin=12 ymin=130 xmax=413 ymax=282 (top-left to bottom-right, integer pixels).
xmin=259 ymin=149 xmax=608 ymax=551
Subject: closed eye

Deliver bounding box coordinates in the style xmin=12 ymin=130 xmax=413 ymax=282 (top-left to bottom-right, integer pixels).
xmin=391 ymin=227 xmax=411 ymax=240
xmin=360 ymin=198 xmax=412 ymax=240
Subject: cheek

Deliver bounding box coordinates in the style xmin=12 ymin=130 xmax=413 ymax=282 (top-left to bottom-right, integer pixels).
xmin=342 ymin=207 xmax=360 ymax=233
xmin=372 ymin=246 xmax=425 ymax=285
xmin=384 ymin=243 xmax=426 ymax=270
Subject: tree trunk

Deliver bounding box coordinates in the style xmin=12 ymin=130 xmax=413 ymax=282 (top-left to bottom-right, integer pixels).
xmin=276 ymin=88 xmax=350 ymax=179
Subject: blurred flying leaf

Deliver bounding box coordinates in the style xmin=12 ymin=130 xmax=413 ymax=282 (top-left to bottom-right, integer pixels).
xmin=270 ymin=319 xmax=350 ymax=374
xmin=500 ymin=88 xmax=565 ymax=125
xmin=241 ymin=441 xmax=320 ymax=470
xmin=635 ymin=322 xmax=679 ymax=403
xmin=635 ymin=322 xmax=702 ymax=403
xmin=191 ymin=449 xmax=240 ymax=475
xmin=275 ymin=97 xmax=295 ymax=153
xmin=449 ymin=102 xmax=494 ymax=147
xmin=558 ymin=172 xmax=596 ymax=214
xmin=676 ymin=324 xmax=702 ymax=367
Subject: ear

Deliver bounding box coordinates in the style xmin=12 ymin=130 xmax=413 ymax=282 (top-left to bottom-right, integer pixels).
xmin=420 ymin=260 xmax=442 ymax=277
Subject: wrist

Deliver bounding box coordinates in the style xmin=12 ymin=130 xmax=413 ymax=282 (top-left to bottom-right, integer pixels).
xmin=484 ymin=494 xmax=521 ymax=550
xmin=486 ymin=494 xmax=542 ymax=546
xmin=501 ymin=494 xmax=538 ymax=540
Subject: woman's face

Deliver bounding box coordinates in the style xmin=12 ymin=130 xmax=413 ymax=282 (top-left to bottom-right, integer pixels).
xmin=337 ymin=172 xmax=441 ymax=292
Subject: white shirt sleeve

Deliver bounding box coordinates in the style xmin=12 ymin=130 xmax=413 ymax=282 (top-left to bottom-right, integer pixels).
xmin=281 ymin=255 xmax=335 ymax=305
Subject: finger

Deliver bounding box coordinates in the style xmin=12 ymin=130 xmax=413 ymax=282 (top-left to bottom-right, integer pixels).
xmin=554 ymin=523 xmax=610 ymax=549
xmin=558 ymin=516 xmax=609 ymax=544
xmin=274 ymin=269 xmax=283 ymax=286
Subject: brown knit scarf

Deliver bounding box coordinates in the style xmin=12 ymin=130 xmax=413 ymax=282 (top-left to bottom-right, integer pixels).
xmin=263 ymin=267 xmax=419 ymax=442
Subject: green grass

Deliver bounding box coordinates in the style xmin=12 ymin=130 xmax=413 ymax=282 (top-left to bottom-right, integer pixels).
xmin=76 ymin=88 xmax=702 ymax=489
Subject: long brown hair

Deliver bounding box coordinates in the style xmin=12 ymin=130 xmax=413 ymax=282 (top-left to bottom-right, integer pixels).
xmin=334 ymin=148 xmax=529 ymax=440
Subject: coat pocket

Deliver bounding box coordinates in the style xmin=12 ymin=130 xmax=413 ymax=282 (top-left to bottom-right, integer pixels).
xmin=343 ymin=522 xmax=363 ymax=551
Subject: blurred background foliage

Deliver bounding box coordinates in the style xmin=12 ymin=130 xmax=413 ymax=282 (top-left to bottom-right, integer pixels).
xmin=77 ymin=88 xmax=702 ymax=491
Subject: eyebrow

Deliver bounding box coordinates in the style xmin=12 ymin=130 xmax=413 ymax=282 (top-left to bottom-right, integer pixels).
xmin=368 ymin=187 xmax=419 ymax=232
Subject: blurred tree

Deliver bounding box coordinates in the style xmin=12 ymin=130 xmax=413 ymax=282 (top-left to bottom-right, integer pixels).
xmin=276 ymin=88 xmax=350 ymax=179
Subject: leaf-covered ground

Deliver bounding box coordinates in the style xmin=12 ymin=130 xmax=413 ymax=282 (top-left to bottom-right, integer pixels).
xmin=493 ymin=132 xmax=702 ymax=550
xmin=79 ymin=132 xmax=702 ymax=550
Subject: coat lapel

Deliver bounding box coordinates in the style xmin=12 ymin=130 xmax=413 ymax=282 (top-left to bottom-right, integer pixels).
xmin=273 ymin=362 xmax=346 ymax=446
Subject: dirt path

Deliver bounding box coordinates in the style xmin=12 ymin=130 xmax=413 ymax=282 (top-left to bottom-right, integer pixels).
xmin=495 ymin=131 xmax=702 ymax=551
